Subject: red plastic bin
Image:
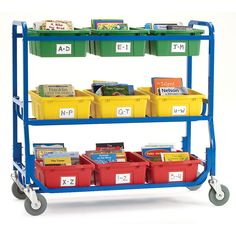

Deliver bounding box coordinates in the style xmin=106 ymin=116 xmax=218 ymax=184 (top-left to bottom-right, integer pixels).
xmin=136 ymin=152 xmax=201 ymax=183
xmin=82 ymin=152 xmax=149 ymax=186
xmin=35 ymin=155 xmax=95 ymax=188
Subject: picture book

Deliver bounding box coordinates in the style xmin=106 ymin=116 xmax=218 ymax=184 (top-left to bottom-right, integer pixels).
xmin=91 ymin=19 xmax=123 ymax=29
xmin=102 ymin=85 xmax=133 ymax=96
xmin=96 ymin=142 xmax=124 ymax=151
xmin=151 ymin=77 xmax=183 ymax=94
xmin=158 ymin=87 xmax=188 ymax=96
xmin=153 ymin=23 xmax=178 ymax=30
xmin=97 ymin=23 xmax=128 ymax=30
xmin=91 ymin=81 xmax=118 ymax=95
xmin=142 ymin=145 xmax=173 ymax=159
xmin=34 ymin=146 xmax=66 ymax=159
xmin=37 ymin=84 xmax=75 ymax=97
xmin=43 ymin=157 xmax=72 ymax=166
xmin=167 ymin=25 xmax=192 ymax=30
xmin=161 ymin=152 xmax=190 ymax=162
xmin=90 ymin=153 xmax=117 ymax=164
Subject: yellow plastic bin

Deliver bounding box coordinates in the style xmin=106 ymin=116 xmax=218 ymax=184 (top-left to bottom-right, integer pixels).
xmin=138 ymin=87 xmax=205 ymax=116
xmin=29 ymin=90 xmax=94 ymax=119
xmin=84 ymin=90 xmax=150 ymax=118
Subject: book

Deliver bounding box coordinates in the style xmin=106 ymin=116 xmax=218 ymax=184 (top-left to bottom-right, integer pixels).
xmin=91 ymin=81 xmax=118 ymax=95
xmin=151 ymin=77 xmax=183 ymax=94
xmin=90 ymin=153 xmax=117 ymax=164
xmin=33 ymin=20 xmax=74 ymax=30
xmin=37 ymin=84 xmax=75 ymax=97
xmin=102 ymin=85 xmax=134 ymax=96
xmin=153 ymin=23 xmax=178 ymax=30
xmin=43 ymin=157 xmax=72 ymax=166
xmin=167 ymin=25 xmax=192 ymax=30
xmin=91 ymin=19 xmax=123 ymax=29
xmin=142 ymin=145 xmax=173 ymax=160
xmin=96 ymin=142 xmax=124 ymax=151
xmin=158 ymin=87 xmax=188 ymax=96
xmin=97 ymin=23 xmax=128 ymax=30
xmin=33 ymin=144 xmax=66 ymax=159
xmin=161 ymin=152 xmax=190 ymax=161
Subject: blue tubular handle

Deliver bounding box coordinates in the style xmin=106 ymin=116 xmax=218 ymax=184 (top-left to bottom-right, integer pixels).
xmin=188 ymin=20 xmax=215 ymax=35
xmin=12 ymin=21 xmax=28 ymax=36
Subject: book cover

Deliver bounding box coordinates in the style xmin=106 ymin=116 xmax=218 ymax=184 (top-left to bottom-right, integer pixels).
xmin=158 ymin=87 xmax=188 ymax=96
xmin=34 ymin=147 xmax=67 ymax=159
xmin=90 ymin=153 xmax=117 ymax=164
xmin=96 ymin=142 xmax=124 ymax=151
xmin=97 ymin=23 xmax=128 ymax=30
xmin=43 ymin=157 xmax=72 ymax=166
xmin=102 ymin=85 xmax=130 ymax=96
xmin=142 ymin=147 xmax=172 ymax=159
xmin=161 ymin=152 xmax=190 ymax=162
xmin=151 ymin=77 xmax=183 ymax=94
xmin=38 ymin=84 xmax=75 ymax=97
xmin=91 ymin=19 xmax=123 ymax=29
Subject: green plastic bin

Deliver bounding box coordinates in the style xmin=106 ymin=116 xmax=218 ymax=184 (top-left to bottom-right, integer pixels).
xmin=89 ymin=29 xmax=148 ymax=57
xmin=28 ymin=28 xmax=90 ymax=57
xmin=147 ymin=29 xmax=204 ymax=56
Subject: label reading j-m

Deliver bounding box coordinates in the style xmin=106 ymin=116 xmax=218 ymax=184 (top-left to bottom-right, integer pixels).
xmin=60 ymin=108 xmax=75 ymax=118
xmin=116 ymin=42 xmax=131 ymax=53
xmin=56 ymin=44 xmax=72 ymax=54
xmin=169 ymin=172 xmax=183 ymax=182
xmin=116 ymin=173 xmax=131 ymax=184
xmin=172 ymin=106 xmax=186 ymax=115
xmin=116 ymin=107 xmax=132 ymax=117
xmin=171 ymin=42 xmax=186 ymax=53
xmin=60 ymin=176 xmax=76 ymax=187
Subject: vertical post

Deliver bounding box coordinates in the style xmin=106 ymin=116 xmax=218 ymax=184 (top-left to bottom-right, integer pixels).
xmin=22 ymin=23 xmax=31 ymax=184
xmin=185 ymin=55 xmax=193 ymax=152
xmin=12 ymin=24 xmax=19 ymax=169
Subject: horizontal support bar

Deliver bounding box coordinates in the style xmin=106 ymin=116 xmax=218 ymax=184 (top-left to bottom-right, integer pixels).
xmin=27 ymin=116 xmax=209 ymax=126
xmin=27 ymin=35 xmax=210 ymax=42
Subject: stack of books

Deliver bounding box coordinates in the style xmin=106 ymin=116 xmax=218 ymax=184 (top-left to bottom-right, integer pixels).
xmin=36 ymin=84 xmax=75 ymax=97
xmin=151 ymin=77 xmax=188 ymax=96
xmin=33 ymin=20 xmax=74 ymax=30
xmin=91 ymin=80 xmax=134 ymax=96
xmin=86 ymin=142 xmax=127 ymax=164
xmin=34 ymin=143 xmax=80 ymax=166
xmin=91 ymin=19 xmax=128 ymax=30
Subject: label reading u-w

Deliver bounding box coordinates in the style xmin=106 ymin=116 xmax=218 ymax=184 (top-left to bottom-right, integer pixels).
xmin=60 ymin=108 xmax=75 ymax=118
xmin=60 ymin=176 xmax=76 ymax=187
xmin=169 ymin=172 xmax=183 ymax=182
xmin=116 ymin=173 xmax=131 ymax=184
xmin=171 ymin=42 xmax=186 ymax=53
xmin=172 ymin=106 xmax=186 ymax=115
xmin=116 ymin=42 xmax=131 ymax=53
xmin=116 ymin=107 xmax=132 ymax=117
xmin=56 ymin=44 xmax=72 ymax=54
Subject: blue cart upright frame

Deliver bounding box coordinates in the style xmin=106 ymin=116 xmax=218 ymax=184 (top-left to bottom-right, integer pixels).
xmin=12 ymin=20 xmax=216 ymax=194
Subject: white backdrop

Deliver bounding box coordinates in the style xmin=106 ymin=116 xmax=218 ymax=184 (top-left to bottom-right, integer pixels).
xmin=0 ymin=1 xmax=236 ymax=235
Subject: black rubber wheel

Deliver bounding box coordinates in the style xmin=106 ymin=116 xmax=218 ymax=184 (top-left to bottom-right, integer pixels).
xmin=12 ymin=182 xmax=26 ymax=200
xmin=24 ymin=194 xmax=47 ymax=216
xmin=209 ymin=184 xmax=230 ymax=206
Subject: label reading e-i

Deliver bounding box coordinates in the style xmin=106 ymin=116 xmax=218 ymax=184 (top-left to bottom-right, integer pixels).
xmin=116 ymin=42 xmax=131 ymax=53
xmin=172 ymin=106 xmax=186 ymax=115
xmin=169 ymin=172 xmax=183 ymax=182
xmin=60 ymin=108 xmax=75 ymax=118
xmin=60 ymin=176 xmax=76 ymax=187
xmin=116 ymin=173 xmax=131 ymax=184
xmin=56 ymin=44 xmax=72 ymax=54
xmin=116 ymin=107 xmax=132 ymax=117
xmin=171 ymin=42 xmax=186 ymax=53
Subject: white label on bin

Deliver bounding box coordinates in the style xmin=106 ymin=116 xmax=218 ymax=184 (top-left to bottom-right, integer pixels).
xmin=171 ymin=42 xmax=186 ymax=53
xmin=60 ymin=176 xmax=76 ymax=187
xmin=116 ymin=107 xmax=132 ymax=117
xmin=60 ymin=108 xmax=75 ymax=118
xmin=172 ymin=106 xmax=186 ymax=115
xmin=116 ymin=42 xmax=131 ymax=53
xmin=56 ymin=44 xmax=72 ymax=54
xmin=169 ymin=172 xmax=183 ymax=182
xmin=116 ymin=173 xmax=131 ymax=184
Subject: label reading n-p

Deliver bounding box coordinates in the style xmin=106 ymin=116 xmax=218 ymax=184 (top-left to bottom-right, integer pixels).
xmin=117 ymin=107 xmax=132 ymax=117
xmin=56 ymin=44 xmax=72 ymax=54
xmin=171 ymin=42 xmax=186 ymax=53
xmin=60 ymin=176 xmax=76 ymax=187
xmin=116 ymin=42 xmax=131 ymax=53
xmin=169 ymin=172 xmax=183 ymax=182
xmin=60 ymin=108 xmax=75 ymax=118
xmin=172 ymin=106 xmax=186 ymax=115
xmin=116 ymin=173 xmax=131 ymax=184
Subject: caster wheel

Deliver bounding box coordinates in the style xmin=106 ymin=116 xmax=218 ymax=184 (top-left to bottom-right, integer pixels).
xmin=24 ymin=193 xmax=47 ymax=216
xmin=209 ymin=184 xmax=230 ymax=206
xmin=12 ymin=182 xmax=26 ymax=200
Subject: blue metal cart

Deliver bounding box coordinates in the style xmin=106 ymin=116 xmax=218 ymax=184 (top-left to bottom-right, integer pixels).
xmin=11 ymin=20 xmax=230 ymax=215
